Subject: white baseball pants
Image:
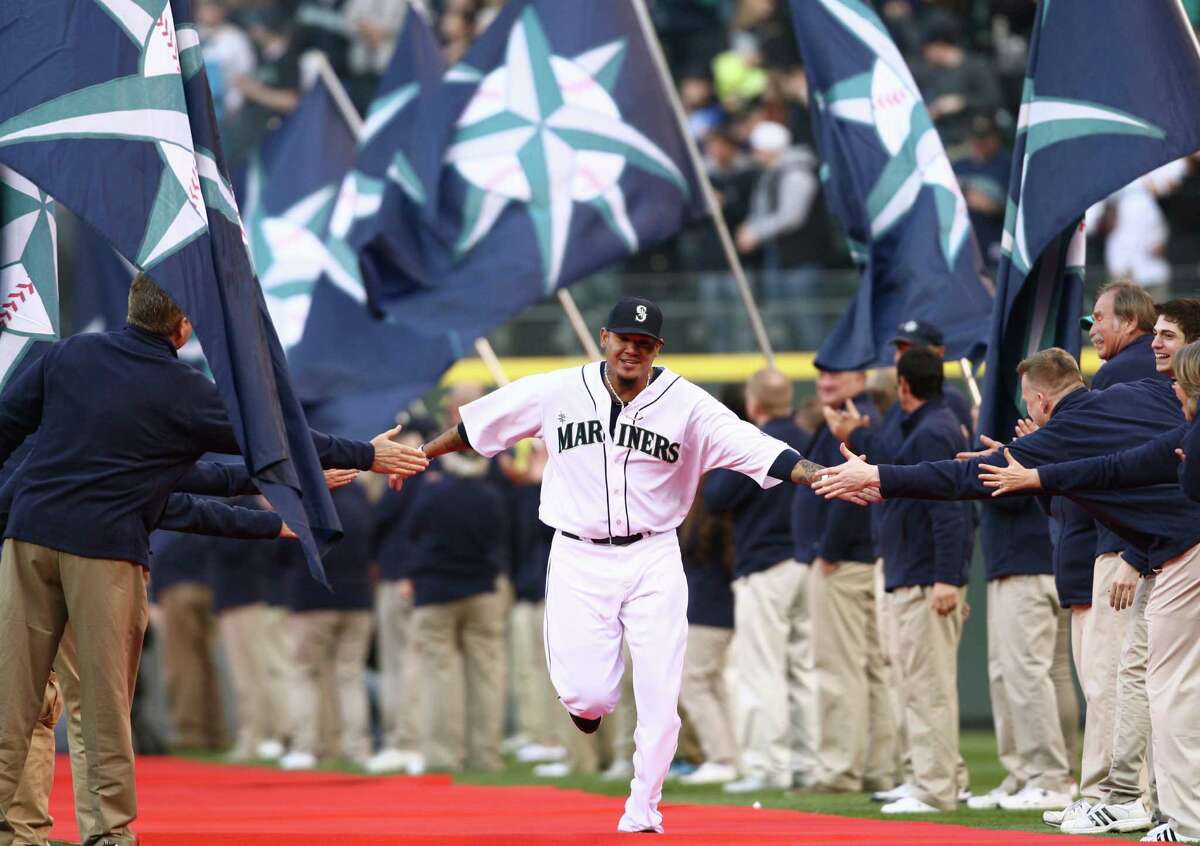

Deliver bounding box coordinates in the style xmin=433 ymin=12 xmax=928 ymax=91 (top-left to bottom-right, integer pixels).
xmin=545 ymin=530 xmax=688 ymax=834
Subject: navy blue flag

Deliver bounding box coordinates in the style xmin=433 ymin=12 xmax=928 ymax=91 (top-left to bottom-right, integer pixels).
xmin=0 ymin=0 xmax=340 ymax=582
xmin=237 ymin=73 xmax=358 ymax=352
xmin=977 ymin=0 xmax=1200 ymax=441
xmin=359 ymin=0 xmax=709 ymax=344
xmin=287 ymin=9 xmax=461 ymax=435
xmin=789 ymin=0 xmax=993 ymax=371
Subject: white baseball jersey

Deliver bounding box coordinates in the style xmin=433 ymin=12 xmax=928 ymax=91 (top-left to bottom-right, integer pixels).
xmin=459 ymin=361 xmax=796 ymax=539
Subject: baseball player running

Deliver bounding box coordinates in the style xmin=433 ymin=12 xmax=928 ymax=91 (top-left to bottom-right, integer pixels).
xmin=404 ymin=297 xmax=844 ymax=833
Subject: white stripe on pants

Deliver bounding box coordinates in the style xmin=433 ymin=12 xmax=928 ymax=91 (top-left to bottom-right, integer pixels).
xmin=544 ymin=531 xmax=688 ymax=834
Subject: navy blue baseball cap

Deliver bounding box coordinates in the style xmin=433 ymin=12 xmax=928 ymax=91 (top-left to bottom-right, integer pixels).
xmin=892 ymin=319 xmax=944 ymax=347
xmin=605 ymin=297 xmax=664 ymax=343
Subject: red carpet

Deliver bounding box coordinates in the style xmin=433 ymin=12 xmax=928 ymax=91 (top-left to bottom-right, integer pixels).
xmin=48 ymin=757 xmax=1105 ymax=845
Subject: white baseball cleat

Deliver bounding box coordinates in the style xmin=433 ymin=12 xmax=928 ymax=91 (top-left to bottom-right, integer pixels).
xmin=881 ymin=796 xmax=941 ymax=814
xmin=1141 ymin=822 xmax=1199 ymax=842
xmin=998 ymin=786 xmax=1076 ymax=811
xmin=679 ymin=762 xmax=738 ymax=785
xmin=871 ymin=783 xmax=915 ymax=802
xmin=1062 ymin=799 xmax=1153 ymax=834
xmin=279 ymin=751 xmax=317 ymax=771
xmin=966 ymin=787 xmax=1011 ymax=809
xmin=1043 ymin=799 xmax=1091 ymax=827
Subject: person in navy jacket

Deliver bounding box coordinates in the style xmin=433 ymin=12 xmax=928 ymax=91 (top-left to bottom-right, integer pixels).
xmin=868 ymin=348 xmax=972 ymax=814
xmin=702 ymin=368 xmax=813 ymax=793
xmin=0 ymin=274 xmax=424 ymax=845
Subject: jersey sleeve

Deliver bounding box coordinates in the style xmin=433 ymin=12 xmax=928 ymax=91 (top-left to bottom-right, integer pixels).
xmin=694 ymin=392 xmax=791 ymax=488
xmin=457 ymin=374 xmax=547 ymax=458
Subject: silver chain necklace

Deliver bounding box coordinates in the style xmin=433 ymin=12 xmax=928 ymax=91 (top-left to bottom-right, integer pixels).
xmin=604 ymin=363 xmax=649 ymax=410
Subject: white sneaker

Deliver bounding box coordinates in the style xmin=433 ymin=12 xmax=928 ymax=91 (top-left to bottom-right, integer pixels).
xmin=601 ymin=760 xmax=634 ymax=781
xmin=256 ymin=739 xmax=285 ymax=760
xmin=958 ymin=787 xmax=973 ymax=803
xmin=1141 ymin=822 xmax=1200 ymax=842
xmin=872 ymin=782 xmax=915 ymax=802
xmin=500 ymin=733 xmax=531 ymax=755
xmin=999 ymin=786 xmax=1075 ymax=811
xmin=679 ymin=762 xmax=739 ymax=786
xmin=404 ymin=752 xmax=426 ymax=775
xmin=966 ymin=787 xmax=1011 ymax=809
xmin=723 ymin=775 xmax=783 ymax=794
xmin=515 ymin=743 xmax=567 ymax=763
xmin=279 ymin=751 xmax=316 ymax=771
xmin=365 ymin=748 xmax=420 ymax=775
xmin=1044 ymin=799 xmax=1091 ymax=827
xmin=881 ymin=796 xmax=941 ymax=814
xmin=1063 ymin=799 xmax=1154 ymax=834
xmin=533 ymin=761 xmax=570 ymax=778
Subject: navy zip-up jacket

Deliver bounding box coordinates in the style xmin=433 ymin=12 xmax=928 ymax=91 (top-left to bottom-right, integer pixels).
xmin=1089 ymin=334 xmax=1167 ymax=559
xmin=1183 ymin=418 xmax=1200 ymax=502
xmin=286 ymin=484 xmax=374 ymax=612
xmin=371 ymin=473 xmax=425 ymax=583
xmin=682 ymin=515 xmax=735 ymax=629
xmin=878 ymin=381 xmax=1200 ymax=570
xmin=794 ymin=398 xmax=878 ymax=566
xmin=703 ymin=416 xmax=809 ymax=577
xmin=880 ymin=397 xmax=972 ymax=590
xmin=0 ymin=327 xmax=376 ymax=568
xmin=1046 ymin=496 xmax=1096 ymax=607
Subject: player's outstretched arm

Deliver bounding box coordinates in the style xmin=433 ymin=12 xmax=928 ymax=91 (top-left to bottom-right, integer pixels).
xmin=792 ymin=451 xmax=880 ymax=506
xmin=388 ymin=425 xmax=471 ymax=491
xmin=811 ymin=443 xmax=881 ymax=500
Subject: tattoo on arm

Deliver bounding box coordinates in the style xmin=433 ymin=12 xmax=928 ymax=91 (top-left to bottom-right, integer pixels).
xmin=791 ymin=458 xmax=825 ymax=486
xmin=422 ymin=427 xmax=471 ymax=459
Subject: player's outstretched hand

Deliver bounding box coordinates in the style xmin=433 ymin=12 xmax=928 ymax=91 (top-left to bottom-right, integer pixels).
xmin=1013 ymin=417 xmax=1040 ymax=439
xmin=812 ymin=443 xmax=881 ymax=501
xmin=978 ymin=450 xmax=1040 ymax=496
xmin=370 ymin=425 xmax=429 ymax=477
xmin=955 ymin=434 xmax=1005 ymax=461
xmin=279 ymin=522 xmax=298 ymax=539
xmin=324 ymin=468 xmax=360 ymax=490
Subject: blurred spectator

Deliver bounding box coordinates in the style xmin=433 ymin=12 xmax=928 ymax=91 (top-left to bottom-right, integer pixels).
xmin=914 ymin=11 xmax=1001 ymax=152
xmin=953 ymin=113 xmax=1011 ymax=272
xmin=343 ymin=0 xmax=407 ymax=110
xmin=280 ymin=483 xmax=375 ymax=769
xmin=732 ymin=0 xmax=800 ymax=69
xmin=690 ymin=125 xmax=758 ymax=353
xmin=439 ymin=2 xmax=477 ymax=65
xmin=1086 ymin=160 xmax=1192 ymax=302
xmin=681 ymin=71 xmax=726 ymax=141
xmin=407 ymin=384 xmax=511 ymax=772
xmin=651 ymin=0 xmax=728 ymax=79
xmin=713 ymin=32 xmax=768 ymax=111
xmin=294 ymin=0 xmax=353 ymax=82
xmin=879 ymin=0 xmax=922 ymax=57
xmin=221 ymin=10 xmax=303 ymax=166
xmin=736 ymin=121 xmax=828 ymax=350
xmin=196 ymin=0 xmax=256 ymax=126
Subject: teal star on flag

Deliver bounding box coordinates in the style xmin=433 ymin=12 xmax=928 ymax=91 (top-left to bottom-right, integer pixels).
xmin=445 ymin=6 xmax=689 ymax=293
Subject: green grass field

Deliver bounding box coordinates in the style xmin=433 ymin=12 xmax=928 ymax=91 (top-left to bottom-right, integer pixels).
xmin=49 ymin=729 xmax=1143 ymax=844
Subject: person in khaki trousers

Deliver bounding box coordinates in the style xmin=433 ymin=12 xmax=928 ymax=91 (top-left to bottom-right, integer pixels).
xmin=872 ymin=349 xmax=973 ymax=814
xmin=407 ymin=447 xmax=510 ymax=772
xmin=702 ymin=369 xmax=813 ymax=793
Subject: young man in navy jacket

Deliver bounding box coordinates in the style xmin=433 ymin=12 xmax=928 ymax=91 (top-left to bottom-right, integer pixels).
xmin=870 ymin=348 xmax=972 ymax=815
xmin=0 ymin=275 xmax=426 ymax=846
xmin=703 ymin=368 xmax=811 ymax=793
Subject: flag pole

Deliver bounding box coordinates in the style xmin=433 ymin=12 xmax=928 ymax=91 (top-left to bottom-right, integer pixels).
xmin=556 ymin=289 xmax=601 ymax=359
xmin=474 ymin=337 xmax=510 ymax=386
xmin=627 ymin=0 xmax=776 ymax=367
xmin=309 ymin=51 xmax=365 ymax=136
xmin=959 ymin=357 xmax=982 ymax=407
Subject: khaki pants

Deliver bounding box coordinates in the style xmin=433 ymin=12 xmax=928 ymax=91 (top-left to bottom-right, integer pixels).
xmin=0 ymin=539 xmax=148 ymax=846
xmin=810 ymin=561 xmax=895 ymax=791
xmin=288 ymin=610 xmax=374 ymax=762
xmin=1146 ymin=542 xmax=1200 ymax=839
xmin=1072 ymin=552 xmax=1127 ymax=802
xmin=875 ymin=560 xmax=908 ymax=786
xmin=413 ymin=587 xmax=506 ymax=771
xmin=6 ymin=672 xmax=63 ymax=846
xmin=158 ymin=582 xmax=224 ymax=749
xmin=376 ymin=581 xmax=421 ymax=752
xmin=1101 ymin=574 xmax=1155 ymax=807
xmin=256 ymin=605 xmax=293 ymax=745
xmin=510 ymin=600 xmax=561 ymax=746
xmin=218 ymin=604 xmax=269 ymax=759
xmin=891 ymin=584 xmax=965 ymax=811
xmin=731 ymin=559 xmax=813 ymax=786
xmin=986 ymin=574 xmax=1074 ymax=794
xmin=680 ymin=625 xmax=736 ymax=766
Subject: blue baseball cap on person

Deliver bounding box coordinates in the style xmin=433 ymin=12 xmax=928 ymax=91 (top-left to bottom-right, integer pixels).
xmin=605 ymin=297 xmax=664 ymax=343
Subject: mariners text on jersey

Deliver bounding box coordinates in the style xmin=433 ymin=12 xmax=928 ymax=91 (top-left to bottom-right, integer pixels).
xmin=459 ymin=362 xmax=795 ymax=540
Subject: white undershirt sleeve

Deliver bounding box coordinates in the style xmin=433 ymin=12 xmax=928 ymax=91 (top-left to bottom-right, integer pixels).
xmin=457 ymin=374 xmax=547 ymax=458
xmin=694 ymin=393 xmax=792 ymax=489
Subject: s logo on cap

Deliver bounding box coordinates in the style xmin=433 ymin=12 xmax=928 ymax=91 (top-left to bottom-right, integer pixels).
xmin=636 ymin=305 xmax=647 ymax=322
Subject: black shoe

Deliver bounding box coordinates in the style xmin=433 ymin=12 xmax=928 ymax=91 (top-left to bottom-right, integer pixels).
xmin=570 ymin=713 xmax=601 ymax=734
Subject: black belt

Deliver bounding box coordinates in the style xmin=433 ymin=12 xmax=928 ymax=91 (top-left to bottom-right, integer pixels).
xmin=561 ymin=530 xmax=646 ymax=547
